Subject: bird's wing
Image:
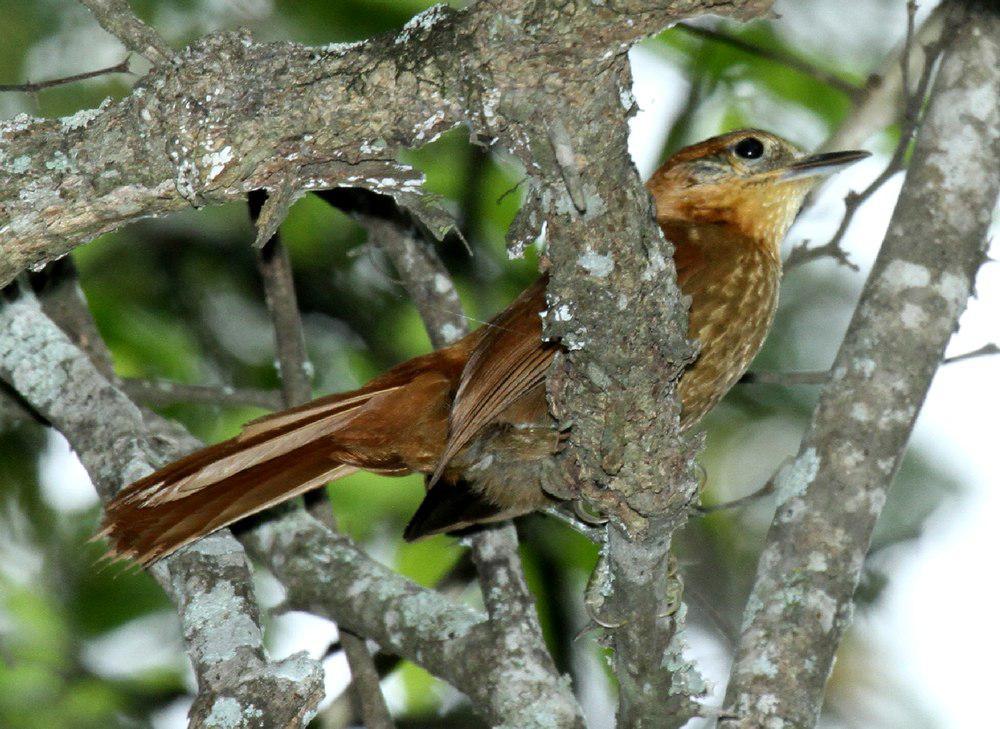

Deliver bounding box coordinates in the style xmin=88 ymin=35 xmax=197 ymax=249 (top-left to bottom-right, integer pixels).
xmin=238 ymin=339 xmax=477 ymax=443
xmin=431 ymin=275 xmax=556 ymax=483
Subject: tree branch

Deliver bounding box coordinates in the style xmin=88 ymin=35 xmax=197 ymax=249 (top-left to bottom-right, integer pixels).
xmin=78 ymin=0 xmax=173 ymax=64
xmin=525 ymin=23 xmax=717 ymax=729
xmin=247 ymin=189 xmax=394 ymax=729
xmin=249 ymin=190 xmax=314 ymax=407
xmin=120 ymin=377 xmax=283 ymax=410
xmin=943 ymin=342 xmax=999 ymax=365
xmin=0 ymin=285 xmax=325 ymax=728
xmin=367 ymin=217 xmax=467 ymax=349
xmin=722 ymin=3 xmax=1000 ymax=725
xmin=0 ymin=0 xmax=770 ymax=289
xmin=240 ymin=509 xmax=529 ymax=724
xmin=350 ymin=196 xmax=584 ymax=727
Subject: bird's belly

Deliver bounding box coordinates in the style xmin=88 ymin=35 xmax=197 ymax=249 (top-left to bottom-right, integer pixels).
xmin=447 ymin=385 xmax=562 ymax=511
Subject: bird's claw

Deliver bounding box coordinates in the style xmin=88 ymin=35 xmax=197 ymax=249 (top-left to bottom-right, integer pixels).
xmin=574 ymin=500 xmax=608 ymax=525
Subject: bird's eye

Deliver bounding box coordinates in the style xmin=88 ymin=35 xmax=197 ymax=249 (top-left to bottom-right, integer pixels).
xmin=733 ymin=137 xmax=765 ymax=160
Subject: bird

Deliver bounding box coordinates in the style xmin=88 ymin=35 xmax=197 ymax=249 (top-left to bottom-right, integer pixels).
xmin=98 ymin=129 xmax=868 ymax=566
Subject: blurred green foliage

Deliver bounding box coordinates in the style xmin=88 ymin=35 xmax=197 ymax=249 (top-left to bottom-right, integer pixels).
xmin=0 ymin=1 xmax=955 ymax=727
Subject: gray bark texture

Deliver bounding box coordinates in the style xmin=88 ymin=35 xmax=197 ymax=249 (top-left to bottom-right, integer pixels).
xmin=721 ymin=2 xmax=1000 ymax=727
xmin=0 ymin=287 xmax=326 ymax=728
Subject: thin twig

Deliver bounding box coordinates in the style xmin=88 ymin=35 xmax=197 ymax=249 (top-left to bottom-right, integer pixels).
xmin=121 ymin=378 xmax=282 ymax=410
xmin=695 ymin=477 xmax=776 ymax=514
xmin=785 ymin=1 xmax=944 ymax=274
xmin=740 ymin=342 xmax=997 ymax=387
xmin=247 ymin=191 xmax=395 ymax=729
xmin=783 ymin=237 xmax=859 ymax=272
xmin=0 ymin=58 xmax=132 ymax=93
xmin=676 ymin=22 xmax=865 ymax=102
xmin=739 ymin=370 xmax=829 ymax=385
xmin=943 ymin=342 xmax=999 ymax=365
xmin=248 ymin=190 xmax=313 ymax=407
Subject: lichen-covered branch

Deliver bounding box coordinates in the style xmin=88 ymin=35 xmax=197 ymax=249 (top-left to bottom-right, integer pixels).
xmin=0 ymin=284 xmax=534 ymax=724
xmin=599 ymin=525 xmax=706 ymax=727
xmin=515 ymin=18 xmax=713 ymax=729
xmin=0 ymin=286 xmax=325 ymax=728
xmin=78 ymin=0 xmax=174 ymax=64
xmin=1 ymin=0 xmax=769 ymax=289
xmin=722 ymin=3 xmax=1000 ymax=726
xmin=468 ymin=524 xmax=585 ymax=728
xmin=241 ymin=510 xmax=526 ymax=725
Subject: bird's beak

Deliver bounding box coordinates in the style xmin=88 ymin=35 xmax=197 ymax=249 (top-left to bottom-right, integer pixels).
xmin=781 ymin=149 xmax=871 ymax=180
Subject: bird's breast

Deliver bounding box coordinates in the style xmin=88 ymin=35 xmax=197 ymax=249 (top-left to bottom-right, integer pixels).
xmin=675 ymin=236 xmax=781 ymax=428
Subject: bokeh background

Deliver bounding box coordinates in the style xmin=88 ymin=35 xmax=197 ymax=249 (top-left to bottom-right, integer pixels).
xmin=1 ymin=1 xmax=997 ymax=727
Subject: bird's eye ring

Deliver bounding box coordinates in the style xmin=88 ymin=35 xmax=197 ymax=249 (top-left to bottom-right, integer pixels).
xmin=734 ymin=137 xmax=765 ymax=160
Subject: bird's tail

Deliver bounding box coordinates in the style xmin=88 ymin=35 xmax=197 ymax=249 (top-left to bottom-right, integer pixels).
xmin=98 ymin=337 xmax=475 ymax=567
xmin=97 ymin=390 xmax=380 ymax=566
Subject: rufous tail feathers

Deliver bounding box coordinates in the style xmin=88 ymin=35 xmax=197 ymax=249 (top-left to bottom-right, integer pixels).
xmin=98 ymin=391 xmax=375 ymax=566
xmin=99 ymin=324 xmax=482 ymax=566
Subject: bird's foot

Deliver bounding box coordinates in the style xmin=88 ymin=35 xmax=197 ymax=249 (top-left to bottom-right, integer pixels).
xmin=583 ymin=550 xmax=628 ymax=631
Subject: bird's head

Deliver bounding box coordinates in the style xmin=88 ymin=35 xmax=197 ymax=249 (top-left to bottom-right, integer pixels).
xmin=647 ymin=129 xmax=869 ymax=252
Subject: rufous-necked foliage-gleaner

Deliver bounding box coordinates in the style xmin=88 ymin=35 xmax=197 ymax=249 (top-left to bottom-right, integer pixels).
xmin=99 ymin=129 xmax=869 ymax=566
